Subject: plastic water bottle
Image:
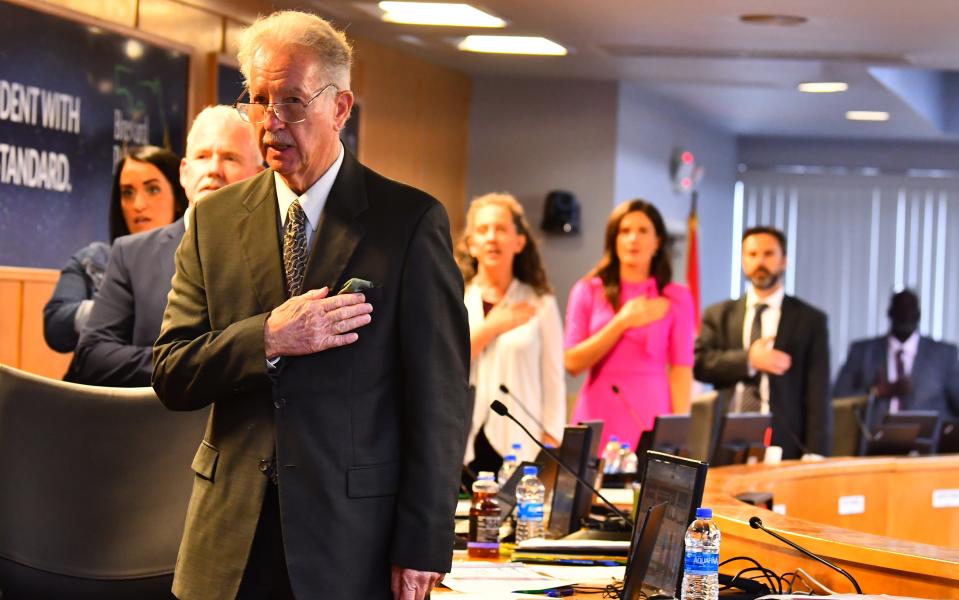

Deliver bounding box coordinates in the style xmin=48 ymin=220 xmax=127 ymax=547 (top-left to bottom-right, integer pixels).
xmin=681 ymin=507 xmax=721 ymax=600
xmin=603 ymin=435 xmax=622 ymax=474
xmin=468 ymin=471 xmax=501 ymax=558
xmin=620 ymin=443 xmax=638 ymax=474
xmin=515 ymin=465 xmax=545 ymax=542
xmin=498 ymin=454 xmax=518 ymax=484
xmin=511 ymin=441 xmax=523 ymax=458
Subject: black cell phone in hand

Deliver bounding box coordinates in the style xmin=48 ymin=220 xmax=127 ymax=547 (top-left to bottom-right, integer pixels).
xmin=336 ymin=278 xmax=374 ymax=295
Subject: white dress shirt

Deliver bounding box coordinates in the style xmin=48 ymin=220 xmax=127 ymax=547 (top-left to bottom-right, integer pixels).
xmin=274 ymin=142 xmax=345 ymax=251
xmin=734 ymin=285 xmax=785 ymax=413
xmin=887 ymin=331 xmax=919 ymax=412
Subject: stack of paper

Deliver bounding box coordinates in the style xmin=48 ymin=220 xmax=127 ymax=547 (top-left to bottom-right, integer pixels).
xmin=511 ymin=539 xmax=629 ymax=566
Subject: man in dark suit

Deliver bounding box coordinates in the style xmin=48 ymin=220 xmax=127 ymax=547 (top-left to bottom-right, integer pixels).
xmin=152 ymin=11 xmax=470 ymax=600
xmin=694 ymin=226 xmax=831 ymax=459
xmin=835 ymin=289 xmax=959 ymax=418
xmin=73 ymin=106 xmax=263 ymax=386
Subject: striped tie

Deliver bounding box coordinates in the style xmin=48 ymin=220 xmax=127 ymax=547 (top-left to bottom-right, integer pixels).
xmin=283 ymin=199 xmax=308 ymax=297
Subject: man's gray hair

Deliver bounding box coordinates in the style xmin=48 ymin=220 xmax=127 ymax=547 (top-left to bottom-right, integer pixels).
xmin=237 ymin=10 xmax=352 ymax=90
xmin=186 ymin=105 xmax=262 ymax=164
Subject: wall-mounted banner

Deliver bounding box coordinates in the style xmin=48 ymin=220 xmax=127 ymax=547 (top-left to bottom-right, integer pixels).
xmin=0 ymin=2 xmax=188 ymax=268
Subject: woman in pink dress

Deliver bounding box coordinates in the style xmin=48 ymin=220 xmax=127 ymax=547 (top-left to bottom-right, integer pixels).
xmin=564 ymin=199 xmax=694 ymax=451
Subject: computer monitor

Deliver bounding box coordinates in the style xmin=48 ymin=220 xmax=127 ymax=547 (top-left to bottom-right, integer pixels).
xmin=546 ymin=425 xmax=593 ymax=538
xmin=861 ymin=422 xmax=922 ymax=456
xmin=688 ymin=391 xmax=718 ymax=462
xmin=832 ymin=395 xmax=870 ymax=456
xmin=635 ymin=451 xmax=708 ymax=598
xmin=635 ymin=415 xmax=692 ymax=479
xmin=940 ymin=418 xmax=959 ymax=454
xmin=711 ymin=413 xmax=772 ymax=466
xmin=620 ymin=502 xmax=668 ymax=600
xmin=883 ymin=410 xmax=941 ymax=454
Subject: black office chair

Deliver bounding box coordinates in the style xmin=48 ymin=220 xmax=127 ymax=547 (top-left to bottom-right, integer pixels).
xmin=0 ymin=364 xmax=208 ymax=599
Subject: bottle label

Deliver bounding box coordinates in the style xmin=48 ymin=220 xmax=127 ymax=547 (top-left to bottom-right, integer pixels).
xmin=517 ymin=501 xmax=544 ymax=521
xmin=471 ymin=515 xmax=500 ymax=543
xmin=684 ymin=551 xmax=719 ymax=575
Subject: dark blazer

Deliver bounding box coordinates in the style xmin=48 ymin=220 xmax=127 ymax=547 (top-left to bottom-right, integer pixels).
xmin=72 ymin=220 xmax=184 ymax=387
xmin=834 ymin=336 xmax=959 ymax=418
xmin=152 ymin=153 xmax=470 ymax=600
xmin=694 ymin=295 xmax=832 ymax=459
xmin=43 ymin=240 xmax=110 ymax=353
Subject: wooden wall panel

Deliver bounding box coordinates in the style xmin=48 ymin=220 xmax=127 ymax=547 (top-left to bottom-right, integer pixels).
xmin=0 ymin=268 xmax=70 ymax=379
xmin=0 ymin=280 xmax=22 ymax=367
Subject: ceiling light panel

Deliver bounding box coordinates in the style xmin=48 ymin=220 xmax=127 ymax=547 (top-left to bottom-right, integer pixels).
xmin=846 ymin=110 xmax=890 ymax=122
xmin=458 ymin=35 xmax=567 ymax=55
xmin=798 ymin=82 xmax=848 ymax=93
xmin=378 ymin=2 xmax=505 ymax=27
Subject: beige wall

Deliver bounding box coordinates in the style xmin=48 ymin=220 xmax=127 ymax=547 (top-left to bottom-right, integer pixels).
xmin=19 ymin=0 xmax=469 ymax=226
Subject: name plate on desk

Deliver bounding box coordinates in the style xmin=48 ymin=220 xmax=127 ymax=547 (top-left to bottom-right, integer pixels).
xmin=838 ymin=495 xmax=865 ymax=515
xmin=932 ymin=489 xmax=959 ymax=508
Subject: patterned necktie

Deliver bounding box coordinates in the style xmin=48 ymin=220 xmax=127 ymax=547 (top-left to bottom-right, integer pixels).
xmin=283 ymin=199 xmax=308 ymax=297
xmin=739 ymin=303 xmax=768 ymax=413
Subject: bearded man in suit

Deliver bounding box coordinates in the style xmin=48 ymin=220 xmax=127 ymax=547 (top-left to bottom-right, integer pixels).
xmin=152 ymin=10 xmax=470 ymax=600
xmin=694 ymin=226 xmax=831 ymax=459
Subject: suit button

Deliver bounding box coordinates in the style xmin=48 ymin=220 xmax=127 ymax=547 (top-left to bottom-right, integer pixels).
xmin=274 ymin=397 xmax=287 ymax=409
xmin=258 ymin=459 xmax=270 ymax=472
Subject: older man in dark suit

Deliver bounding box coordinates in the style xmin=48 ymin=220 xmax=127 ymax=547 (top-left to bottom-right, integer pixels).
xmin=695 ymin=226 xmax=831 ymax=459
xmin=152 ymin=10 xmax=470 ymax=600
xmin=73 ymin=105 xmax=263 ymax=386
xmin=835 ymin=289 xmax=959 ymax=418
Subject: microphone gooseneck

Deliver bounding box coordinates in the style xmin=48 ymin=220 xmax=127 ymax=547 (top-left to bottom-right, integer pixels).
xmin=499 ymin=384 xmax=550 ymax=433
xmin=749 ymin=516 xmax=862 ymax=594
xmin=489 ymin=400 xmax=634 ymax=528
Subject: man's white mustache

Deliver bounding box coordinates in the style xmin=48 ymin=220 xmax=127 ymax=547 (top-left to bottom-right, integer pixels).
xmin=263 ymin=132 xmax=295 ymax=147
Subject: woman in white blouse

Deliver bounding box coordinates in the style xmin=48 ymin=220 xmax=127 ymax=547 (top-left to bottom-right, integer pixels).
xmin=456 ymin=193 xmax=566 ymax=474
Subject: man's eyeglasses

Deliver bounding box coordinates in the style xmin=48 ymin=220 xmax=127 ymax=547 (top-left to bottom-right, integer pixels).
xmin=234 ymin=83 xmax=339 ymax=124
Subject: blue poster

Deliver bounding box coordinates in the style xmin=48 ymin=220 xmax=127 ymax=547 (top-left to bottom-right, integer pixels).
xmin=0 ymin=2 xmax=188 ymax=268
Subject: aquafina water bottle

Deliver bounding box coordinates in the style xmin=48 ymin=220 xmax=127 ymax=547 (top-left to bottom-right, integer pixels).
xmin=680 ymin=507 xmax=721 ymax=600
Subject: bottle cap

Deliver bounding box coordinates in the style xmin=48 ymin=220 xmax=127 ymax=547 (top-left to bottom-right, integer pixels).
xmin=620 ymin=443 xmax=631 ymax=450
xmin=610 ymin=435 xmax=619 ymax=442
xmin=695 ymin=507 xmax=712 ymax=519
xmin=523 ymin=465 xmax=539 ymax=476
xmin=477 ymin=471 xmax=495 ymax=481
xmin=511 ymin=442 xmax=522 ymax=450
xmin=504 ymin=454 xmax=517 ymax=462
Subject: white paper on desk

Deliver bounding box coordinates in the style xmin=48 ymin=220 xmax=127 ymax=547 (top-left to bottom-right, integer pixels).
xmin=515 ymin=539 xmax=630 ymax=552
xmin=443 ymin=561 xmax=577 ymax=594
xmin=528 ymin=564 xmax=624 ymax=584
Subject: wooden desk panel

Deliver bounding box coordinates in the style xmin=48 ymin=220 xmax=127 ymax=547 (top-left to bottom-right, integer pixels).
xmin=708 ymin=457 xmax=959 ymax=597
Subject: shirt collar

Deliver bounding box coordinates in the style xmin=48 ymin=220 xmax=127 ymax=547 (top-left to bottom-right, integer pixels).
xmin=889 ymin=331 xmax=920 ymax=355
xmin=183 ymin=205 xmax=193 ymax=231
xmin=274 ymin=142 xmax=345 ymax=231
xmin=746 ymin=284 xmax=785 ymax=310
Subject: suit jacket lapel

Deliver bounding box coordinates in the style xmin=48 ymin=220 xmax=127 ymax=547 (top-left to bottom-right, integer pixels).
xmin=302 ymin=150 xmax=367 ymax=293
xmin=775 ymin=295 xmax=798 ymax=351
xmin=729 ymin=297 xmax=746 ymax=348
xmin=238 ymin=170 xmax=287 ymax=312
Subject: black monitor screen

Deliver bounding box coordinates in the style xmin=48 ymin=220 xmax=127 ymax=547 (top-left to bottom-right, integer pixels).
xmin=712 ymin=413 xmax=772 ymax=466
xmin=546 ymin=426 xmax=591 ymax=538
xmin=635 ymin=451 xmax=708 ymax=597
xmin=621 ymin=502 xmax=668 ymax=600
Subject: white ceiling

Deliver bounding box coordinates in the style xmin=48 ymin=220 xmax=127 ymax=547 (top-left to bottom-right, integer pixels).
xmin=297 ymin=0 xmax=959 ymax=140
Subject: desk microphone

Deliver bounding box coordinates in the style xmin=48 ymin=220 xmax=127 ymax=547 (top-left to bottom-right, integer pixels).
xmin=498 ymin=384 xmax=549 ymax=433
xmin=490 ymin=400 xmax=634 ymax=528
xmin=610 ymin=385 xmax=645 ymax=430
xmin=748 ymin=516 xmax=862 ymax=594
xmin=767 ymin=409 xmax=811 ymax=457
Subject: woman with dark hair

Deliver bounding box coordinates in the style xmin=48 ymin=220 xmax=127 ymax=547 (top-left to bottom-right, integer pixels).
xmin=564 ymin=199 xmax=694 ymax=451
xmin=456 ymin=193 xmax=566 ymax=474
xmin=43 ymin=146 xmax=186 ymax=356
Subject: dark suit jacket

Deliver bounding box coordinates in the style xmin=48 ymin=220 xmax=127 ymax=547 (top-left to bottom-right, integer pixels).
xmin=834 ymin=336 xmax=959 ymax=418
xmin=694 ymin=295 xmax=832 ymax=458
xmin=72 ymin=220 xmax=183 ymax=387
xmin=152 ymin=153 xmax=470 ymax=600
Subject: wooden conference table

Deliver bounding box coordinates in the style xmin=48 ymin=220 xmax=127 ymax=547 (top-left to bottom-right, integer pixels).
xmin=440 ymin=455 xmax=959 ymax=598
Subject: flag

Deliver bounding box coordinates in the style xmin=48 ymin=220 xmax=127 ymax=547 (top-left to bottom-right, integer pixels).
xmin=686 ymin=192 xmax=701 ymax=331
